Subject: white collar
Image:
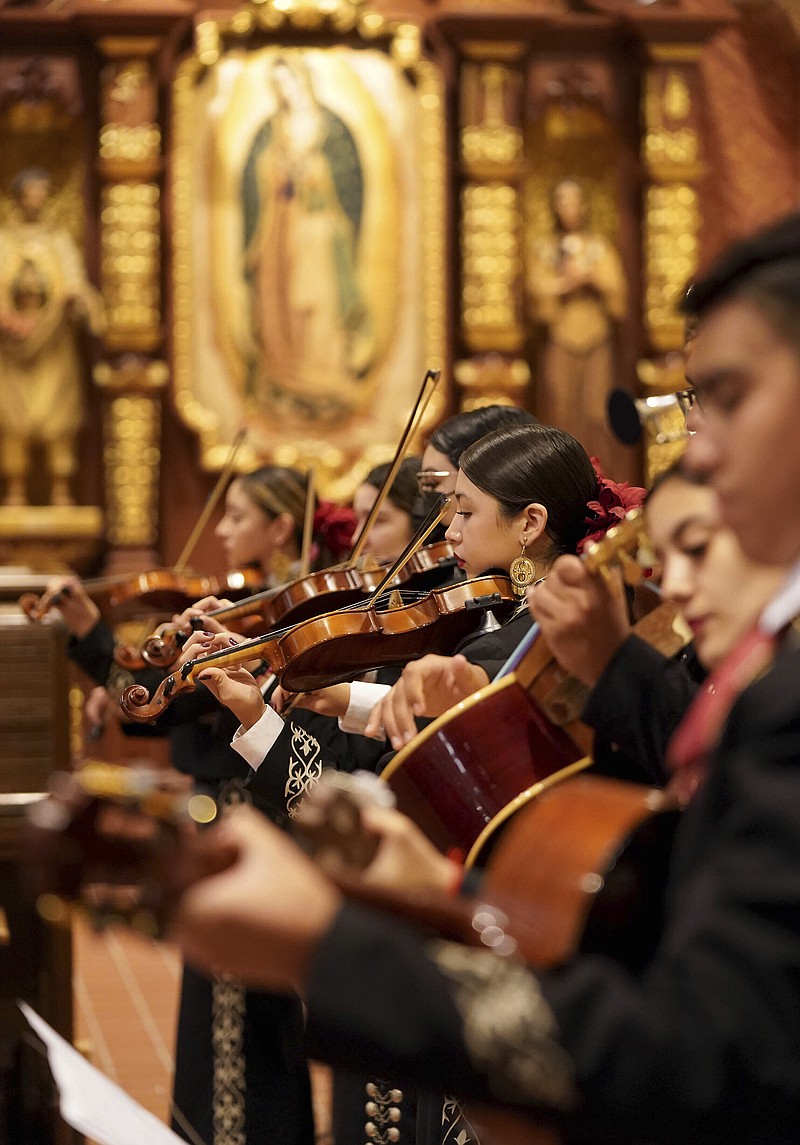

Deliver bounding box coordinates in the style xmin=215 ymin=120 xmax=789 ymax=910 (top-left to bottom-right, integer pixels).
xmin=760 ymin=559 xmax=800 ymax=635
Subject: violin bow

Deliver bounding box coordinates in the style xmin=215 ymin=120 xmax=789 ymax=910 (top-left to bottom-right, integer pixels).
xmin=278 ymin=496 xmax=452 ymax=716
xmin=174 ymin=427 xmax=247 ymax=576
xmin=349 ymin=368 xmax=440 ymax=565
xmin=362 ymin=494 xmax=451 ymax=602
xmin=299 ymin=467 xmax=316 ymax=580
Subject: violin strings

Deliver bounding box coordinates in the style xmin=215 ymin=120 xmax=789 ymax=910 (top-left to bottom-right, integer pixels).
xmin=179 ymin=499 xmax=450 ymax=676
xmin=181 ymin=588 xmax=435 ymax=675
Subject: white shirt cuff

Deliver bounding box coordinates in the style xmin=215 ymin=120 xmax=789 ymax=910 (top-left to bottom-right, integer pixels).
xmin=339 ymin=680 xmax=390 ymax=738
xmin=231 ymin=704 xmax=285 ymax=772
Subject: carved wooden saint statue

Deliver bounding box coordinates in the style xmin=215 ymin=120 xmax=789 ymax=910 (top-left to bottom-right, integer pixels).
xmin=527 ymin=178 xmax=627 ymax=467
xmin=0 ymin=168 xmax=105 ymax=507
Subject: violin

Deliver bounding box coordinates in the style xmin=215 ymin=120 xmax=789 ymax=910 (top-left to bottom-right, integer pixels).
xmin=122 ymin=541 xmax=458 ymax=673
xmin=19 ymin=567 xmax=262 ymax=623
xmin=119 ymin=574 xmax=517 ymax=722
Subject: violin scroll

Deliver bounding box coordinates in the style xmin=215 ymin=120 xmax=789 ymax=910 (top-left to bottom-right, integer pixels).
xmin=19 ymin=586 xmax=68 ymax=622
xmin=119 ymin=679 xmax=180 ymax=722
xmin=142 ymin=630 xmax=185 ymax=669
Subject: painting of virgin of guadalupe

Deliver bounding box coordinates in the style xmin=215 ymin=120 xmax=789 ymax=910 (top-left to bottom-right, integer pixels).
xmin=241 ymin=56 xmax=374 ymax=422
xmin=172 ymin=44 xmax=444 ymax=495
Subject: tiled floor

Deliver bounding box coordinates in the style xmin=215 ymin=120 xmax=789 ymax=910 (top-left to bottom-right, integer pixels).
xmin=73 ymin=915 xmax=182 ymax=1129
xmin=72 ymin=917 xmax=332 ymax=1145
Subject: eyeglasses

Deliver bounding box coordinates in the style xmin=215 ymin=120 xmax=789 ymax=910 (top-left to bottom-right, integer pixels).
xmin=416 ymin=469 xmax=454 ymax=493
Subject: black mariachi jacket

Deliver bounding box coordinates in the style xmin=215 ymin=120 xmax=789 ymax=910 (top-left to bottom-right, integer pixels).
xmin=302 ymin=640 xmax=800 ymax=1145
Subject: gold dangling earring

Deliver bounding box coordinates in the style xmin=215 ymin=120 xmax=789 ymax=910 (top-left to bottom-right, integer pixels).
xmin=509 ymin=539 xmax=536 ymax=597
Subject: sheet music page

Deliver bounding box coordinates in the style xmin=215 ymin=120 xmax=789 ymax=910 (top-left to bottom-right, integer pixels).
xmin=19 ymin=1003 xmax=185 ymax=1145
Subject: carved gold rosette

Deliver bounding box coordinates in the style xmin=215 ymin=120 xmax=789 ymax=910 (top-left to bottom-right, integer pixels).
xmin=194 ymin=0 xmax=422 ymax=65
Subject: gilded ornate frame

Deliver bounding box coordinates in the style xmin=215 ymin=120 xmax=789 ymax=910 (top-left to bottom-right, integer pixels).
xmin=171 ymin=0 xmax=446 ymax=499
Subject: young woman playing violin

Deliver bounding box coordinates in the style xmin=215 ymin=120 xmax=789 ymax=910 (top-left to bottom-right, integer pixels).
xmin=342 ymin=422 xmax=607 ymax=751
xmin=260 ymin=406 xmax=540 ymax=729
xmin=49 ymin=464 xmax=338 ymax=1145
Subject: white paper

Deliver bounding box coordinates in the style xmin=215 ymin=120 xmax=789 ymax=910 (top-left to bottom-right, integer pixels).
xmin=19 ymin=1002 xmax=186 ymax=1145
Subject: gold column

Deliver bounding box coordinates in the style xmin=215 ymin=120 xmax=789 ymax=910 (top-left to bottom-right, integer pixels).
xmin=96 ymin=40 xmax=165 ymax=566
xmin=94 ymin=358 xmax=168 ymax=554
xmin=640 ymin=46 xmax=704 ymax=482
xmin=457 ymin=47 xmax=529 ymax=410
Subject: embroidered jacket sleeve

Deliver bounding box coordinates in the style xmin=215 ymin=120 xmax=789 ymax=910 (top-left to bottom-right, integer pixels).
xmin=305 ymin=649 xmax=800 ymax=1144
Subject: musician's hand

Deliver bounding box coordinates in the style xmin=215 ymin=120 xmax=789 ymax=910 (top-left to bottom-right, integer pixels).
xmin=44 ymin=575 xmax=100 ymax=639
xmin=271 ymin=684 xmax=351 ymax=719
xmin=196 ymin=665 xmax=266 ymax=730
xmin=170 ymin=805 xmax=342 ymax=992
xmin=85 ymin=686 xmax=110 ymax=739
xmin=359 ymin=805 xmax=461 ymax=893
xmin=173 ymin=628 xmax=246 ymax=672
xmin=527 ymin=555 xmax=630 ymax=687
xmin=366 ymin=654 xmax=489 ymax=749
xmin=170 ymin=597 xmax=232 ymax=633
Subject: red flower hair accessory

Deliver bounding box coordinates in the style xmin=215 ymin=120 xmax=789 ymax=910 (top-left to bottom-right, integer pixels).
xmin=313 ymin=501 xmax=357 ymax=560
xmin=577 ymin=457 xmax=646 ymax=555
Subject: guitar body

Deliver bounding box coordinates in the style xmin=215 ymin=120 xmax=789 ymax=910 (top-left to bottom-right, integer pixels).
xmin=381 ymin=600 xmax=688 ymax=865
xmin=461 ymin=775 xmax=681 ymax=1145
xmin=482 ymin=773 xmax=681 ymax=972
xmin=382 ymin=672 xmax=590 ymax=863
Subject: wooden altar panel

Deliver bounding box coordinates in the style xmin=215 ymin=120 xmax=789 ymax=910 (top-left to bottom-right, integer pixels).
xmin=0 ymin=613 xmax=70 ymax=796
xmin=0 ymin=612 xmax=77 ymax=1144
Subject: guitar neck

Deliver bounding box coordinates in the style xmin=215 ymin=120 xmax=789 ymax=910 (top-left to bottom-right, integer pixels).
xmin=514 ymin=599 xmax=692 ymax=735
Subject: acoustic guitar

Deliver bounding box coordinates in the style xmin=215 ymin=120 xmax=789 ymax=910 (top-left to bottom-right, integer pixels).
xmin=25 ymin=764 xmax=681 ymax=1144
